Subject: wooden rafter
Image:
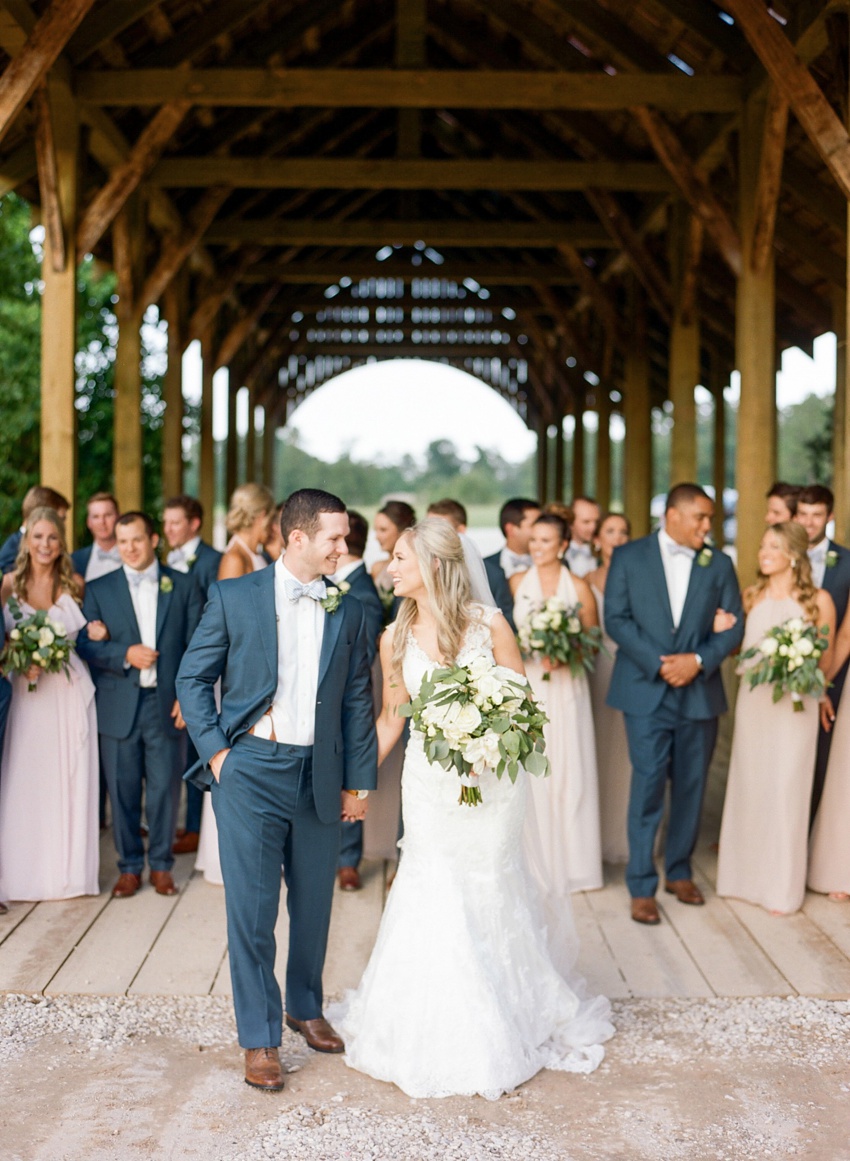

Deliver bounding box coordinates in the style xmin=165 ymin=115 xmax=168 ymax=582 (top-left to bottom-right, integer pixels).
xmin=33 ymin=83 xmax=65 ymax=272
xmin=141 ymin=186 xmax=232 ymax=308
xmin=584 ymin=187 xmax=671 ymax=323
xmin=751 ymin=86 xmax=790 ymax=277
xmin=214 ymin=283 xmax=282 ymax=371
xmin=0 ymin=0 xmax=94 ymax=147
xmin=202 ymin=219 xmax=614 ymax=247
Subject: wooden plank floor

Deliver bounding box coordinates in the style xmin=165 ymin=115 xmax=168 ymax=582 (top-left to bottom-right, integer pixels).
xmin=2 ymin=709 xmax=849 ymax=1001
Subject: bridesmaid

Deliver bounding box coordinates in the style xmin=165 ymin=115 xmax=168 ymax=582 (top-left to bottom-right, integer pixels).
xmin=586 ymin=513 xmax=632 ymax=864
xmin=717 ymin=523 xmax=835 ymax=915
xmin=195 ymin=483 xmax=274 ymax=886
xmin=0 ymin=508 xmax=107 ymax=901
xmin=371 ymin=500 xmax=416 ymax=608
xmin=808 ymin=602 xmax=850 ymax=901
xmin=512 ymin=513 xmax=603 ymax=894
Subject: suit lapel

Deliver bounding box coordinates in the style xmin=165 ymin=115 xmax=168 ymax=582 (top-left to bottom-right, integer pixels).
xmin=252 ymin=567 xmax=278 ymax=684
xmin=155 ymin=564 xmax=170 ymax=642
xmin=113 ymin=570 xmax=142 ymax=639
xmin=648 ymin=534 xmax=675 ymax=629
xmin=318 ymin=576 xmax=344 ymax=686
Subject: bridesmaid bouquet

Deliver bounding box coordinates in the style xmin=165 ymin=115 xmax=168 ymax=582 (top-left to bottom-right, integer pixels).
xmin=517 ymin=598 xmax=604 ymax=680
xmin=739 ymin=616 xmax=829 ymax=711
xmin=400 ymin=655 xmax=550 ymax=806
xmin=1 ymin=596 xmax=76 ymax=691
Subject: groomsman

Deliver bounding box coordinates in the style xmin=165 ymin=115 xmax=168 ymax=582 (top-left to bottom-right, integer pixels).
xmin=484 ymin=498 xmax=541 ymax=631
xmin=0 ymin=485 xmax=69 ymax=575
xmin=162 ymin=494 xmax=223 ymax=853
xmin=606 ymin=483 xmax=744 ymax=926
xmin=77 ymin=512 xmax=202 ymax=898
xmin=794 ymin=485 xmax=850 ymax=817
xmin=71 ymin=493 xmax=122 ymax=581
xmin=333 ymin=510 xmax=383 ymax=892
xmin=565 ymin=496 xmax=601 ymax=578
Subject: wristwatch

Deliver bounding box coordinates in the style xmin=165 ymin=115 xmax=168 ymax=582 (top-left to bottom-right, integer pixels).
xmin=346 ymin=789 xmax=370 ymax=799
xmin=694 ymin=653 xmax=704 ymax=670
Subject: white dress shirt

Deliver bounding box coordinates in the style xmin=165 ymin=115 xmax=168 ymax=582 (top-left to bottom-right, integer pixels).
xmin=566 ymin=542 xmax=596 ymax=578
xmin=167 ymin=535 xmax=201 ymax=574
xmin=251 ymin=558 xmax=325 ymax=746
xmin=808 ymin=540 xmax=828 ymax=589
xmin=499 ymin=546 xmax=531 ymax=579
xmin=658 ymin=529 xmax=695 ymax=629
xmin=85 ymin=543 xmax=122 ymax=582
xmin=124 ymin=562 xmax=159 ymax=688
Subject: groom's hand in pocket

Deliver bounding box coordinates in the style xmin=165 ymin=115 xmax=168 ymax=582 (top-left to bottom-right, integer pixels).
xmin=210 ymin=748 xmax=230 ymax=782
xmin=341 ymin=791 xmax=368 ymax=822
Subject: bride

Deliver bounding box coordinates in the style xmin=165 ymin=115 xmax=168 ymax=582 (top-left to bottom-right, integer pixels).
xmin=331 ymin=518 xmax=614 ymax=1100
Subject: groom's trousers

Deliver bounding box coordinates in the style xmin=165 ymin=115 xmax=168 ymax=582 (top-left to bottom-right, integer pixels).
xmin=211 ymin=734 xmax=339 ymax=1049
xmin=623 ymin=688 xmax=717 ymax=899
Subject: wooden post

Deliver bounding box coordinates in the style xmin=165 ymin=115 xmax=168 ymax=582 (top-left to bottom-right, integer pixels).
xmin=669 ymin=202 xmax=700 ymax=484
xmin=199 ymin=327 xmax=215 ymax=541
xmin=264 ymin=397 xmax=283 ymax=492
xmin=226 ymin=372 xmax=238 ymax=498
xmin=713 ymin=380 xmax=727 ymax=549
xmin=735 ymin=91 xmax=777 ymax=582
xmin=160 ymin=281 xmax=184 ymax=501
xmin=572 ymin=394 xmax=585 ymax=500
xmin=597 ymin=390 xmax=612 ymax=511
xmin=833 ymin=287 xmax=850 ymax=544
xmin=536 ymin=417 xmax=549 ymax=504
xmin=38 ymin=77 xmax=77 ymax=543
xmin=112 ymin=201 xmax=144 ymax=512
xmin=245 ymin=387 xmax=257 ymax=482
xmin=553 ymin=414 xmax=565 ymax=501
xmin=623 ymin=281 xmax=652 ymax=536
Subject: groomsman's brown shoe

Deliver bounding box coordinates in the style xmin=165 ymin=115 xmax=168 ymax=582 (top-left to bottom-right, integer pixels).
xmin=337 ymin=867 xmax=361 ymax=891
xmin=630 ymin=896 xmax=661 ymax=925
xmin=112 ymin=872 xmax=143 ymax=898
xmin=664 ymin=879 xmax=705 ymax=905
xmin=285 ymin=1015 xmax=345 ymax=1053
xmin=149 ymin=870 xmax=179 ymax=896
xmin=172 ymin=831 xmax=199 ymax=854
xmin=244 ymin=1047 xmax=285 ymax=1091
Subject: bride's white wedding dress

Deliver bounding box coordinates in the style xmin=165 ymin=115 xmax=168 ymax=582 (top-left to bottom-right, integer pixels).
xmin=330 ymin=605 xmax=614 ymax=1100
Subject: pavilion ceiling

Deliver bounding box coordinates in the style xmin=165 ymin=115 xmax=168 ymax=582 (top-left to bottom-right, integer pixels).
xmin=0 ymin=0 xmax=846 ymax=429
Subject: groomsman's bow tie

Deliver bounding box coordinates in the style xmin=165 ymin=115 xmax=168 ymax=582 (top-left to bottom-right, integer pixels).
xmin=284 ymin=578 xmax=327 ymax=603
xmin=503 ymin=549 xmax=531 ymax=574
xmin=809 ymin=543 xmax=827 ymax=562
xmin=96 ymin=546 xmax=121 ymax=562
xmin=127 ymin=565 xmax=158 ymax=589
xmin=666 ymin=542 xmax=696 ymax=559
xmin=167 ymin=547 xmax=186 ymax=564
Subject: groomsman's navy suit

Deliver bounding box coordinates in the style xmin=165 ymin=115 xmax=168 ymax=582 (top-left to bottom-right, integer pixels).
xmin=176 ymin=565 xmax=377 ymax=1048
xmin=0 ymin=530 xmax=22 ymax=575
xmin=0 ymin=625 xmax=11 ymax=770
xmin=605 ymin=535 xmax=744 ymax=899
xmin=483 ymin=552 xmax=516 ymax=631
xmin=77 ymin=566 xmax=202 ymax=876
xmin=813 ymin=539 xmax=850 ymax=816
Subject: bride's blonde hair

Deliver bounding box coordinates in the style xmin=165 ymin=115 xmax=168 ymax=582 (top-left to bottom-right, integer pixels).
xmin=391 ymin=517 xmax=473 ymax=671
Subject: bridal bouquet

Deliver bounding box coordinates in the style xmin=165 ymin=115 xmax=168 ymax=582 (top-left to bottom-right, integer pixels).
xmin=1 ymin=596 xmax=75 ymax=691
xmin=399 ymin=655 xmax=550 ymax=806
xmin=739 ymin=616 xmax=829 ymax=712
xmin=517 ymin=598 xmax=604 ymax=680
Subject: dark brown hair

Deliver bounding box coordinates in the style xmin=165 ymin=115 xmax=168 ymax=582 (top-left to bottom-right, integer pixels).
xmin=797 ymin=484 xmax=834 ymax=513
xmin=378 ymin=499 xmax=416 ymax=532
xmin=116 ymin=511 xmax=156 ymax=538
xmin=280 ymin=489 xmax=346 ymax=544
xmin=164 ymin=494 xmax=203 ymax=524
xmin=345 ymin=510 xmax=369 ymax=559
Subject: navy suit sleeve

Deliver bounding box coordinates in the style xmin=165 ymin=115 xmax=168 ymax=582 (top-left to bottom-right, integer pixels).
xmin=175 ymin=583 xmax=231 ymax=764
xmin=77 ymin=583 xmax=130 ymax=674
xmin=604 ymin=547 xmax=664 ymax=680
xmin=351 ymin=577 xmax=383 ymax=664
xmin=340 ymin=601 xmax=378 ymax=792
xmin=693 ymin=556 xmax=745 ymax=676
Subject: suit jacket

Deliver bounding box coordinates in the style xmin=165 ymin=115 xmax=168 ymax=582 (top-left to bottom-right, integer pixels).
xmin=0 ymin=530 xmax=22 ymax=575
xmin=820 ymin=540 xmax=850 ymax=631
xmin=77 ymin=565 xmax=203 ymax=740
xmin=605 ymin=533 xmax=744 ymax=721
xmin=343 ymin=562 xmax=383 ymax=664
xmin=175 ymin=565 xmax=377 ymax=824
xmin=483 ymin=551 xmax=516 ymax=631
xmin=71 ymin=544 xmax=92 ymax=577
xmin=184 ymin=540 xmax=222 ymax=604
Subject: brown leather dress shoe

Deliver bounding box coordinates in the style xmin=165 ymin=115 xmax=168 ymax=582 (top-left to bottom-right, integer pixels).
xmin=631 ymin=896 xmax=661 ymax=925
xmin=664 ymin=879 xmax=705 ymax=905
xmin=338 ymin=866 xmax=361 ymax=891
xmin=112 ymin=872 xmax=143 ymax=898
xmin=172 ymin=831 xmax=199 ymax=855
xmin=149 ymin=870 xmax=179 ymax=896
xmin=285 ymin=1015 xmax=345 ymax=1054
xmin=244 ymin=1047 xmax=285 ymax=1091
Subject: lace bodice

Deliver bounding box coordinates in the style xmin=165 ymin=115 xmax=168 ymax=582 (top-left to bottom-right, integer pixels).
xmin=401 ymin=603 xmax=500 ymax=699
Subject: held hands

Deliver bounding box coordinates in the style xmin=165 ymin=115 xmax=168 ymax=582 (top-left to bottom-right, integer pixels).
xmin=712 ymin=608 xmax=738 ymax=634
xmin=659 ymin=653 xmax=701 ymax=687
xmin=86 ymin=619 xmax=110 ymax=641
xmin=209 ymin=748 xmax=230 ymax=782
xmin=125 ymin=643 xmax=159 ymax=670
xmin=341 ymin=791 xmax=368 ymax=822
xmin=820 ymin=696 xmax=836 ymax=733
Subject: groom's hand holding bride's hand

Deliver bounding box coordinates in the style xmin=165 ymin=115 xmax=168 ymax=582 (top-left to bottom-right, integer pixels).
xmin=341 ymin=791 xmax=368 ymax=822
xmin=210 ymin=748 xmax=230 ymax=782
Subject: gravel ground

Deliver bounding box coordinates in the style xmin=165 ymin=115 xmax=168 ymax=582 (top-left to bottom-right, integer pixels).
xmin=2 ymin=993 xmax=849 ymax=1160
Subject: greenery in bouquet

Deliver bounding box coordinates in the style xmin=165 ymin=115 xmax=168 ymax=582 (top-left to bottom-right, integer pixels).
xmin=399 ymin=655 xmax=550 ymax=806
xmin=739 ymin=615 xmax=829 ymax=712
xmin=1 ymin=595 xmax=75 ymax=691
xmin=517 ymin=597 xmax=604 ymax=680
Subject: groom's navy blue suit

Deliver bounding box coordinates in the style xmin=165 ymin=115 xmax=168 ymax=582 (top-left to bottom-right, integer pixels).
xmin=605 ymin=534 xmax=744 ymax=898
xmin=176 ymin=565 xmax=377 ymax=1048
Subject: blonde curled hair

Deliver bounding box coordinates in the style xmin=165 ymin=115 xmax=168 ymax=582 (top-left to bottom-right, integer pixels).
xmin=225 ymin=482 xmax=274 ymax=536
xmin=13 ymin=506 xmax=81 ymax=606
xmin=391 ymin=517 xmax=475 ymax=672
xmin=750 ymin=522 xmax=820 ymax=625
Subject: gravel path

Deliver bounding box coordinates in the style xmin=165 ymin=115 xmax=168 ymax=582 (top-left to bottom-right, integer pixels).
xmin=3 ymin=993 xmax=849 ymax=1160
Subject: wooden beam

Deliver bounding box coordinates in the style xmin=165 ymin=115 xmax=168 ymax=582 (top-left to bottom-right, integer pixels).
xmin=0 ymin=139 xmax=36 ymax=196
xmin=238 ymin=259 xmax=581 ymax=285
xmin=33 ymin=83 xmax=65 ymax=273
xmin=149 ymin=157 xmax=675 ymax=192
xmin=585 ymin=187 xmax=671 ymax=322
xmin=751 ymin=86 xmax=790 ymax=276
xmin=0 ymin=0 xmax=94 ymax=147
xmin=141 ymin=186 xmax=231 ymax=308
xmin=556 ymin=243 xmax=621 ymax=337
xmin=188 ymin=248 xmax=265 ymax=346
xmin=723 ymin=0 xmax=850 ymax=201
xmin=75 ymin=69 xmax=744 ymax=111
xmin=632 ymin=105 xmax=742 ymax=277
xmin=199 ymin=326 xmax=215 ymax=540
xmin=202 ymin=218 xmax=615 ymax=248
xmin=76 ymin=99 xmax=191 ymax=257
xmin=112 ymin=201 xmax=145 ymax=512
xmin=215 ymin=284 xmax=282 ymax=372
xmin=623 ymin=279 xmax=652 ymax=536
xmin=66 ymin=0 xmax=164 ymax=64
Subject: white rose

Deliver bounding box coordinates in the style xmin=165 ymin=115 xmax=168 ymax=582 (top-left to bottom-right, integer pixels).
xmin=9 ymin=628 xmax=20 ymax=640
xmin=467 ymin=655 xmax=492 ymax=678
xmin=326 ymin=586 xmax=339 ymax=597
xmin=760 ymin=637 xmax=779 ymax=656
xmin=37 ymin=627 xmax=55 ymax=648
xmin=778 ymin=644 xmax=789 ymax=657
xmin=454 ymin=702 xmax=482 ymax=735
xmin=474 ymin=673 xmax=502 ymax=701
xmin=49 ymin=619 xmax=67 ymax=637
xmin=567 ymin=617 xmax=582 ymax=635
xmin=465 ymin=730 xmax=502 ymax=771
xmin=786 ymin=618 xmax=804 ymax=635
xmin=531 ymin=613 xmax=548 ymax=631
xmin=796 ymin=637 xmax=814 ymax=657
xmin=550 ymin=613 xmax=563 ymax=630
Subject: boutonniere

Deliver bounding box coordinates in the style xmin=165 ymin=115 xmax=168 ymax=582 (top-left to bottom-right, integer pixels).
xmin=184 ymin=554 xmax=197 ymax=569
xmin=159 ymin=576 xmax=173 ymax=594
xmin=826 ymin=549 xmax=838 ymax=570
xmin=321 ymin=580 xmax=350 ymax=614
xmin=697 ymin=547 xmax=713 ymax=568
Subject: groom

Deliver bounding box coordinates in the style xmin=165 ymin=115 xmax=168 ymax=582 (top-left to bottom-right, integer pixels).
xmin=176 ymin=488 xmax=377 ymax=1092
xmin=605 ymin=483 xmax=744 ymax=926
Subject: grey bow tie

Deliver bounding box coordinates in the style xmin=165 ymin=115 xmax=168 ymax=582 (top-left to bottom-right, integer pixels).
xmin=168 ymin=548 xmax=186 ymax=564
xmin=667 ymin=542 xmax=695 ymax=559
xmin=128 ymin=567 xmax=157 ymax=589
xmin=284 ymin=578 xmax=327 ymax=603
xmin=96 ymin=547 xmax=120 ymax=562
